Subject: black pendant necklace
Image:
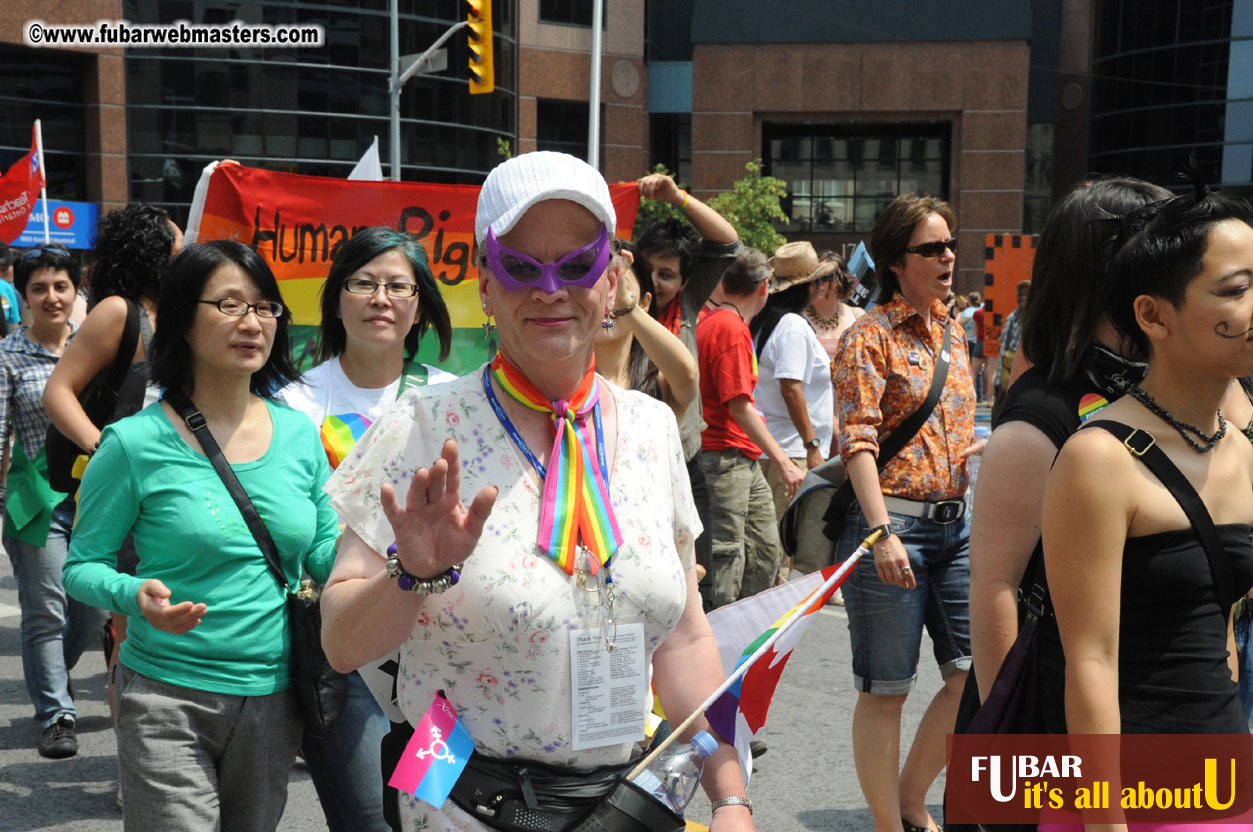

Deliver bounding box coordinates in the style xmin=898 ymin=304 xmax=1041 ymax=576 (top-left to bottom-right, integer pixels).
xmin=1127 ymin=386 xmax=1227 ymax=453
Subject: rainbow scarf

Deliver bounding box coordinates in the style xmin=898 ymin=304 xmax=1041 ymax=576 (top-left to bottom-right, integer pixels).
xmin=490 ymin=353 xmax=623 ymax=575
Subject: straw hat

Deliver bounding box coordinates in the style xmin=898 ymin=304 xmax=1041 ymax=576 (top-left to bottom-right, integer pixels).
xmin=768 ymin=241 xmax=825 ymax=293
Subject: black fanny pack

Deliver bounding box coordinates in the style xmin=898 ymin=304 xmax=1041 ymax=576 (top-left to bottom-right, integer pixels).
xmin=450 ymin=752 xmax=636 ymax=831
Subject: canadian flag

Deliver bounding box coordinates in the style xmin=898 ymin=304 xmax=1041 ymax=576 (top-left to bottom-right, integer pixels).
xmin=0 ymin=124 xmax=46 ymax=244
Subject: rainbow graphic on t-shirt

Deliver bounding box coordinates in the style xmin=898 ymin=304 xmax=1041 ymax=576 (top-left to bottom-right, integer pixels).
xmin=1078 ymin=392 xmax=1110 ymax=423
xmin=321 ymin=413 xmax=371 ymax=469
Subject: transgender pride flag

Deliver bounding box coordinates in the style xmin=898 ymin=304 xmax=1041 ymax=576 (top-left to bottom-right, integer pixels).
xmin=388 ymin=691 xmax=475 ymax=808
xmin=704 ymin=537 xmax=874 ymax=781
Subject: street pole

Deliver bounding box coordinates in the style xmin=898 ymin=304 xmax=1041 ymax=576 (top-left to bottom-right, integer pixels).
xmin=587 ymin=0 xmax=603 ymax=170
xmin=388 ymin=0 xmax=469 ymax=182
xmin=389 ymin=0 xmax=401 ymax=181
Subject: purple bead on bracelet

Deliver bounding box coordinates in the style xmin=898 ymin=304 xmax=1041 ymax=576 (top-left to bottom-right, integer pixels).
xmin=384 ymin=543 xmax=462 ymax=595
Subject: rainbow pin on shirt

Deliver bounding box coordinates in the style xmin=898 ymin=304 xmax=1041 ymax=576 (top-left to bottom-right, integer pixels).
xmin=1078 ymin=392 xmax=1110 ymax=423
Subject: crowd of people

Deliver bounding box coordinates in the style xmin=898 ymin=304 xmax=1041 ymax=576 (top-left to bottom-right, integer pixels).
xmin=0 ymin=150 xmax=1250 ymax=832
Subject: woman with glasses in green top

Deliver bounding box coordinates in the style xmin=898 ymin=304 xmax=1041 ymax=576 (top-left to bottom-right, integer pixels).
xmin=65 ymin=241 xmax=340 ymax=831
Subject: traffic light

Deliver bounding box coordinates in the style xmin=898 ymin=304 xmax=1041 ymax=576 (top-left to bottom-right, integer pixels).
xmin=467 ymin=0 xmax=494 ymax=94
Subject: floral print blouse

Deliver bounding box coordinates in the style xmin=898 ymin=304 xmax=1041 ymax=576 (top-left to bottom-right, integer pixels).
xmin=325 ymin=367 xmax=700 ymax=831
xmin=835 ymin=293 xmax=976 ymax=502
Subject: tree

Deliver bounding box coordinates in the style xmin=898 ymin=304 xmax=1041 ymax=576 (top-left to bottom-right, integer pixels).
xmin=706 ymin=158 xmax=789 ymax=255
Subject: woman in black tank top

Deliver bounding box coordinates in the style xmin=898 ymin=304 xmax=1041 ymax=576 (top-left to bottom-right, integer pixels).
xmin=1042 ymin=185 xmax=1253 ymax=745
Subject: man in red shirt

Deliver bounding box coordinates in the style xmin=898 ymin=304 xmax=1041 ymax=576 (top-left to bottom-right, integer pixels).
xmin=698 ymin=249 xmax=805 ymax=608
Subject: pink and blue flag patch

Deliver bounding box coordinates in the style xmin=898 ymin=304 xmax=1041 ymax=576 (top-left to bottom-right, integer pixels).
xmin=387 ymin=690 xmax=475 ymax=808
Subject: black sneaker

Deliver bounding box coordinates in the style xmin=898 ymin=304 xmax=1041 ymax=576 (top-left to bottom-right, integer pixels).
xmin=749 ymin=739 xmax=768 ymax=758
xmin=39 ymin=715 xmax=77 ymax=759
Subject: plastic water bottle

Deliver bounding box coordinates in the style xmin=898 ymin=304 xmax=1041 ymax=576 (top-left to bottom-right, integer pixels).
xmin=632 ymin=730 xmax=719 ymax=814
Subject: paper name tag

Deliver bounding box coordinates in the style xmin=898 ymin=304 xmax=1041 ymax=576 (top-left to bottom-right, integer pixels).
xmin=569 ymin=622 xmax=646 ymax=750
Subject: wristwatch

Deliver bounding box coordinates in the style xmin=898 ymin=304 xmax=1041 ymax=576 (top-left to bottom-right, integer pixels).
xmin=612 ymin=292 xmax=637 ymax=318
xmin=710 ymin=796 xmax=752 ymax=815
xmin=870 ymin=523 xmax=896 ymax=542
xmin=804 ymin=436 xmax=822 ymax=450
xmin=385 ymin=543 xmax=463 ymax=595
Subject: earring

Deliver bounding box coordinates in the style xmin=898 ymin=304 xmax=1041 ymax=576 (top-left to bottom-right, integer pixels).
xmin=482 ymin=307 xmax=496 ymax=340
xmin=601 ymin=313 xmax=615 ymax=329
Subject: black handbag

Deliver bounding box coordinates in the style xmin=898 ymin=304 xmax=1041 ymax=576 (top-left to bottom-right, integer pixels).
xmin=45 ymin=298 xmax=142 ymax=493
xmin=164 ymin=389 xmax=348 ymax=738
xmin=779 ymin=321 xmax=953 ymax=572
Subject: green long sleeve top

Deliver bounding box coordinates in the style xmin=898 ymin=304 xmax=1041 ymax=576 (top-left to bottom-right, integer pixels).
xmin=63 ymin=398 xmax=340 ymax=696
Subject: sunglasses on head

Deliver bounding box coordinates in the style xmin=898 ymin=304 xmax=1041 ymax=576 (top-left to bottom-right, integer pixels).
xmin=904 ymin=238 xmax=958 ymax=259
xmin=484 ymin=225 xmax=612 ymax=293
xmin=20 ymin=247 xmax=72 ymax=261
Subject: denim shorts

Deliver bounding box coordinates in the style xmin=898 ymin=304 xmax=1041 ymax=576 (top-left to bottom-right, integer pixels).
xmin=837 ymin=500 xmax=973 ymax=695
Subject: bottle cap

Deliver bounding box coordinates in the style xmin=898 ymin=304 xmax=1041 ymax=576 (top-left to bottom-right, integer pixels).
xmin=691 ymin=730 xmax=719 ymax=759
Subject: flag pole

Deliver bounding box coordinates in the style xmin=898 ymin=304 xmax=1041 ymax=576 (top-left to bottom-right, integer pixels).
xmin=33 ymin=119 xmax=49 ymax=244
xmin=626 ymin=528 xmax=885 ymax=781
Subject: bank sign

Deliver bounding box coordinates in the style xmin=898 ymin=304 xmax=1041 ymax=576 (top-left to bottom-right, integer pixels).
xmin=15 ymin=199 xmax=99 ymax=249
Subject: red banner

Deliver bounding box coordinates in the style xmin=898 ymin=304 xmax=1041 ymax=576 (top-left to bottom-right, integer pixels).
xmin=0 ymin=125 xmax=45 ymax=245
xmin=194 ymin=163 xmax=642 ymax=329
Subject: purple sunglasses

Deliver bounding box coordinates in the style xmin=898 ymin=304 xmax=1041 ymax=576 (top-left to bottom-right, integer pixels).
xmin=484 ymin=224 xmax=612 ymax=293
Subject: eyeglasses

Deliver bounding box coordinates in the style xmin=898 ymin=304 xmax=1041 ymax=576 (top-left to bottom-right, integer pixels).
xmin=484 ymin=225 xmax=611 ymax=293
xmin=343 ymin=278 xmax=419 ymax=298
xmin=904 ymin=238 xmax=958 ymax=259
xmin=198 ymin=298 xmax=284 ymax=318
xmin=20 ymin=247 xmax=72 ymax=261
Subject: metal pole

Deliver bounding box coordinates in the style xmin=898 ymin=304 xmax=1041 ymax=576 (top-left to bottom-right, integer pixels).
xmin=587 ymin=0 xmax=603 ymax=169
xmin=389 ymin=0 xmax=401 ymax=181
xmin=34 ymin=119 xmax=49 ymax=243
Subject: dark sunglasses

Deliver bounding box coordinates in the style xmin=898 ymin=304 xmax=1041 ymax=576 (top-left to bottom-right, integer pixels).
xmin=904 ymin=238 xmax=958 ymax=258
xmin=20 ymin=247 xmax=72 ymax=261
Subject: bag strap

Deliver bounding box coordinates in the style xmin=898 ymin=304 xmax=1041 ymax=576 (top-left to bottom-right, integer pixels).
xmin=397 ymin=359 xmax=428 ymax=397
xmin=163 ymin=389 xmax=290 ymax=594
xmin=1081 ymin=419 xmax=1235 ymax=609
xmin=86 ymin=299 xmax=141 ymax=421
xmin=822 ymin=320 xmax=953 ymax=534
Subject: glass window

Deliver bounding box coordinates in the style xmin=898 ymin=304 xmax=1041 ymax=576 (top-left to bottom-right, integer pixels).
xmin=764 ymin=122 xmax=951 ymax=233
xmin=537 ymin=99 xmax=601 ymax=162
xmin=539 ymin=0 xmax=607 ymax=28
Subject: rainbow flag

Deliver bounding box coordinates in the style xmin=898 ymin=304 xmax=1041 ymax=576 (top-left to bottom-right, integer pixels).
xmin=704 ymin=562 xmax=850 ymax=781
xmin=320 ymin=413 xmax=372 ymax=469
xmin=1078 ymin=392 xmax=1110 ymax=423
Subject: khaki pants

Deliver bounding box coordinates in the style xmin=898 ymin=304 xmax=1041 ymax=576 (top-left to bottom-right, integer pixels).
xmin=701 ymin=449 xmax=782 ymax=608
xmin=762 ymin=456 xmax=817 ymax=584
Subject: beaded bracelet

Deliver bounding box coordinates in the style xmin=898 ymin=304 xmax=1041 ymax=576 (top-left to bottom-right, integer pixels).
xmin=385 ymin=543 xmax=462 ymax=595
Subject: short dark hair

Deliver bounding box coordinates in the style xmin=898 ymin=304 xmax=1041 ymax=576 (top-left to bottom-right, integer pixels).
xmin=1105 ymin=184 xmax=1253 ymax=358
xmin=816 ymin=250 xmax=855 ymax=299
xmin=151 ymin=240 xmax=300 ymax=397
xmin=15 ymin=245 xmax=80 ymax=296
xmin=0 ymin=242 xmax=14 ymax=267
xmin=721 ymin=248 xmax=771 ymax=297
xmin=1020 ymin=177 xmax=1170 ymax=384
xmin=637 ymin=218 xmax=697 ymax=281
xmin=869 ymin=193 xmax=956 ymax=303
xmin=88 ymin=204 xmax=176 ymax=308
xmin=315 ymin=227 xmax=452 ymax=364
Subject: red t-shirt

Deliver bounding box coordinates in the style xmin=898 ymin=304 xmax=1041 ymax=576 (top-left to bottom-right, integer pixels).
xmin=697 ymin=307 xmax=761 ymax=458
xmin=972 ymin=307 xmax=986 ymax=342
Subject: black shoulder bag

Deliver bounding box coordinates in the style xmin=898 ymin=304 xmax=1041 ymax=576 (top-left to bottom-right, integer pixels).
xmin=780 ymin=321 xmax=953 ymax=571
xmin=164 ymin=389 xmax=348 ymax=738
xmin=46 ymin=299 xmax=142 ymax=494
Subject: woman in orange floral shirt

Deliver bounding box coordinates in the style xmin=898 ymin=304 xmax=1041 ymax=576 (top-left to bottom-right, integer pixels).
xmin=832 ymin=194 xmax=980 ymax=832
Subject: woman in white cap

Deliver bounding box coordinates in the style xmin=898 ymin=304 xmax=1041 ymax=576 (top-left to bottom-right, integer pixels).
xmin=320 ymin=152 xmax=755 ymax=831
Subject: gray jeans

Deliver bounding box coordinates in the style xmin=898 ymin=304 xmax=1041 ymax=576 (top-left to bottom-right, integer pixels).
xmin=115 ymin=663 xmax=303 ymax=832
xmin=701 ymin=449 xmax=782 ymax=608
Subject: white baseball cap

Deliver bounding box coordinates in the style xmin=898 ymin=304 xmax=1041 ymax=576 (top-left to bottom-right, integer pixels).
xmin=475 ymin=151 xmax=616 ymax=245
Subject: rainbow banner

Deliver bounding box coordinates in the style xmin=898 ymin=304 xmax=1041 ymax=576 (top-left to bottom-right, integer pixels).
xmin=188 ymin=162 xmax=642 ymax=375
